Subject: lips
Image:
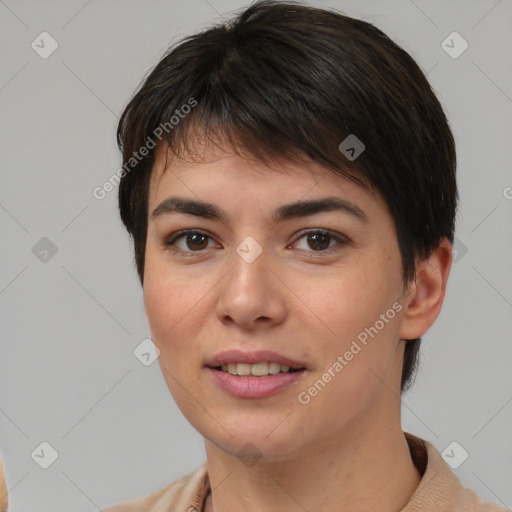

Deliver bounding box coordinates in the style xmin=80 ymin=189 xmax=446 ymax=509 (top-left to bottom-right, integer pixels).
xmin=205 ymin=349 xmax=306 ymax=370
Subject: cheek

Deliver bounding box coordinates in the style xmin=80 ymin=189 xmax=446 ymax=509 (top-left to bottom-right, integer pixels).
xmin=297 ymin=264 xmax=398 ymax=350
xmin=143 ymin=264 xmax=197 ymax=348
xmin=143 ymin=276 xmax=175 ymax=341
xmin=295 ymin=255 xmax=403 ymax=389
xmin=143 ymin=275 xmax=203 ymax=397
xmin=142 ymin=258 xmax=217 ymax=372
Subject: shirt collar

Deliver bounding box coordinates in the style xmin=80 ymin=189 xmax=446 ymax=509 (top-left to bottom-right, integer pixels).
xmin=188 ymin=432 xmax=467 ymax=512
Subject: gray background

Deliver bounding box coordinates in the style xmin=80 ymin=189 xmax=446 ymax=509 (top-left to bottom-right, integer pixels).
xmin=0 ymin=0 xmax=511 ymax=510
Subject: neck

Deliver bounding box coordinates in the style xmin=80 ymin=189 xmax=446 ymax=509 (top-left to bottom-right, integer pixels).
xmin=203 ymin=420 xmax=422 ymax=512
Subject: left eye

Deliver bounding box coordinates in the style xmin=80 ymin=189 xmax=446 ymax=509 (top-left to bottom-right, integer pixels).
xmin=292 ymin=229 xmax=346 ymax=253
xmin=164 ymin=229 xmax=346 ymax=255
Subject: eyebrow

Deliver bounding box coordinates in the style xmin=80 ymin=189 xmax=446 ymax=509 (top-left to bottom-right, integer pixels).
xmin=151 ymin=196 xmax=369 ymax=224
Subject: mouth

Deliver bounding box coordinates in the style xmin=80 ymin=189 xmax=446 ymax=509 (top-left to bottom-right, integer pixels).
xmin=205 ymin=349 xmax=307 ymax=376
xmin=206 ymin=364 xmax=307 ymax=398
xmin=209 ymin=363 xmax=306 ymax=377
xmin=204 ymin=350 xmax=308 ymax=397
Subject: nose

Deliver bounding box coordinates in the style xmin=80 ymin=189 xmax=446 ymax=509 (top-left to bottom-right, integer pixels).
xmin=215 ymin=240 xmax=288 ymax=330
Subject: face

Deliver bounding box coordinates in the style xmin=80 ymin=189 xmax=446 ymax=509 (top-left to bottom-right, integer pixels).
xmin=143 ymin=141 xmax=410 ymax=462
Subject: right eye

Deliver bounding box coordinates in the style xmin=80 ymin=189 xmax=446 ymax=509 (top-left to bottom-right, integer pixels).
xmin=164 ymin=229 xmax=218 ymax=255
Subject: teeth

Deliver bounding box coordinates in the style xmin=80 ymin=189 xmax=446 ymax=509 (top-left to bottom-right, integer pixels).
xmin=236 ymin=363 xmax=251 ymax=376
xmin=268 ymin=363 xmax=282 ymax=374
xmin=220 ymin=362 xmax=298 ymax=377
xmin=246 ymin=362 xmax=266 ymax=376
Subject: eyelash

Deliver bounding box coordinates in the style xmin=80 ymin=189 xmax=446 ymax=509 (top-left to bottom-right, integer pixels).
xmin=163 ymin=229 xmax=348 ymax=257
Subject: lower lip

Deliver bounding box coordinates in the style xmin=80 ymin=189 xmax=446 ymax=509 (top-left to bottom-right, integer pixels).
xmin=206 ymin=367 xmax=306 ymax=398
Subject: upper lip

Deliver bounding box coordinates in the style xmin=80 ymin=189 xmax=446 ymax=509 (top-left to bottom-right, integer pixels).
xmin=205 ymin=349 xmax=306 ymax=369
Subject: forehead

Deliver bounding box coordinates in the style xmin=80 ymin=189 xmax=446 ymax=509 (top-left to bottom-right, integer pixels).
xmin=148 ymin=142 xmax=376 ymax=207
xmin=145 ymin=142 xmax=399 ymax=244
xmin=150 ymin=141 xmax=325 ymax=184
xmin=144 ymin=139 xmax=402 ymax=243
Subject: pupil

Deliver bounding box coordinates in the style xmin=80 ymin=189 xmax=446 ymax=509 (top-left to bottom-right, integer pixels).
xmin=188 ymin=234 xmax=208 ymax=250
xmin=308 ymin=233 xmax=329 ymax=251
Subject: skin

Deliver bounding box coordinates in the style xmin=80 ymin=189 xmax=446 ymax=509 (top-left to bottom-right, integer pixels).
xmin=143 ymin=139 xmax=452 ymax=512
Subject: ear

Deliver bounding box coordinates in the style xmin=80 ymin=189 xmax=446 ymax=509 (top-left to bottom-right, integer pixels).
xmin=399 ymin=238 xmax=453 ymax=340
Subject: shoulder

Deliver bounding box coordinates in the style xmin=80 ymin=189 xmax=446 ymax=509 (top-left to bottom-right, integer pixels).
xmin=0 ymin=455 xmax=7 ymax=512
xmin=442 ymin=485 xmax=509 ymax=512
xmin=101 ymin=461 xmax=209 ymax=512
xmin=404 ymin=433 xmax=509 ymax=512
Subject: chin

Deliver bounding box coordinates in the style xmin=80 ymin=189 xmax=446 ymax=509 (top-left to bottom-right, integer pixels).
xmin=202 ymin=419 xmax=307 ymax=461
xmin=207 ymin=435 xmax=303 ymax=465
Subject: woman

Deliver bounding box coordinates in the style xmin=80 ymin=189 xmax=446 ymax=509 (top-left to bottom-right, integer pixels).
xmin=100 ymin=1 xmax=507 ymax=511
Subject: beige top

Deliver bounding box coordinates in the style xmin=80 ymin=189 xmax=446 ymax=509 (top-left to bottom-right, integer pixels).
xmin=0 ymin=456 xmax=7 ymax=512
xmin=99 ymin=432 xmax=508 ymax=512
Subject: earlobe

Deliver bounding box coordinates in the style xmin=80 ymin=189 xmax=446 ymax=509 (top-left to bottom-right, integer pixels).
xmin=399 ymin=238 xmax=453 ymax=340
